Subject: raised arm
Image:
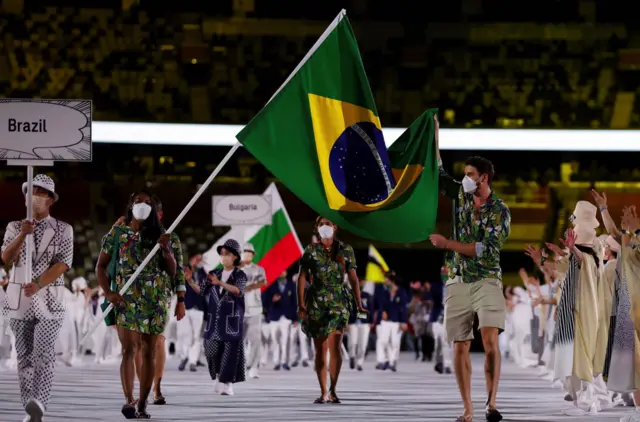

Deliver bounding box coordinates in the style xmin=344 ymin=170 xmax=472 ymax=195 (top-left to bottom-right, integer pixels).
xmin=592 ymin=189 xmax=621 ymax=239
xmin=432 ymin=114 xmax=461 ymax=200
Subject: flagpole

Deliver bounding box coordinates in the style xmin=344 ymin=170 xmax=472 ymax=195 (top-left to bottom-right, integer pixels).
xmin=80 ymin=142 xmax=241 ymax=346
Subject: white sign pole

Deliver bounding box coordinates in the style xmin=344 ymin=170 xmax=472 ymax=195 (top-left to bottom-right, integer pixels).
xmin=81 ymin=142 xmax=242 ymax=347
xmin=25 ymin=166 xmax=34 ymax=285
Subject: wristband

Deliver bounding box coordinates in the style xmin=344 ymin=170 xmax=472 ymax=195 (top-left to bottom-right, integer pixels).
xmin=177 ymin=296 xmax=185 ymax=303
xmin=35 ymin=279 xmax=42 ymax=288
xmin=540 ymin=256 xmax=547 ymax=265
xmin=634 ymin=229 xmax=640 ymax=237
xmin=599 ymin=206 xmax=608 ymax=213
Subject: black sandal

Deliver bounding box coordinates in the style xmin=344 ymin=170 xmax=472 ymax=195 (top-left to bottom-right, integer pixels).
xmin=121 ymin=401 xmax=137 ymax=419
xmin=314 ymin=397 xmax=328 ymax=404
xmin=456 ymin=416 xmax=472 ymax=422
xmin=135 ymin=402 xmax=150 ymax=419
xmin=153 ymin=395 xmax=166 ymax=405
xmin=329 ymin=394 xmax=341 ymax=404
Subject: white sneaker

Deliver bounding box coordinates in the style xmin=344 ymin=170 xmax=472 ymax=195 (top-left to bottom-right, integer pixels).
xmin=248 ymin=368 xmax=259 ymax=379
xmin=25 ymin=398 xmax=44 ymax=422
xmin=220 ymin=383 xmax=234 ymax=396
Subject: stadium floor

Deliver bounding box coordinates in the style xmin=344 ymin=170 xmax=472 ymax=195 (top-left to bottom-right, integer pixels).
xmin=0 ymin=353 xmax=633 ymax=421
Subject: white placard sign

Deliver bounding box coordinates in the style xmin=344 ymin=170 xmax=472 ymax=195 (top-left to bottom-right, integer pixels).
xmin=212 ymin=194 xmax=272 ymax=226
xmin=0 ymin=99 xmax=92 ymax=162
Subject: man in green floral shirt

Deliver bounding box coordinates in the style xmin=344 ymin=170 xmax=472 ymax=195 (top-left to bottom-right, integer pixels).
xmin=428 ymin=115 xmax=510 ymax=422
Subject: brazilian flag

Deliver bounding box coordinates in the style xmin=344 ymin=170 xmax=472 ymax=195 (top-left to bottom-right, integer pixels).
xmin=237 ymin=10 xmax=439 ymax=243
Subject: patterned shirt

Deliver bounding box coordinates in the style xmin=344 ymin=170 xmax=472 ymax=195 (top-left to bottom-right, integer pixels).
xmin=439 ymin=164 xmax=511 ymax=283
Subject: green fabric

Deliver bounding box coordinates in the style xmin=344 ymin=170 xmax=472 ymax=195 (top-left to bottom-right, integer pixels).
xmin=102 ymin=226 xmax=120 ymax=327
xmin=237 ymin=15 xmax=438 ymax=243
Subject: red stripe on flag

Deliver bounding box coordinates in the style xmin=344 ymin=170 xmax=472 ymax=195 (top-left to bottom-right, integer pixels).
xmin=257 ymin=232 xmax=302 ymax=290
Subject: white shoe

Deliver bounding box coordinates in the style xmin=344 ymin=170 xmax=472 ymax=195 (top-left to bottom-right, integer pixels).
xmin=220 ymin=383 xmax=234 ymax=396
xmin=22 ymin=414 xmax=30 ymax=422
xmin=248 ymin=368 xmax=259 ymax=379
xmin=25 ymin=398 xmax=44 ymax=422
xmin=213 ymin=380 xmax=221 ymax=394
xmin=6 ymin=359 xmax=17 ymax=370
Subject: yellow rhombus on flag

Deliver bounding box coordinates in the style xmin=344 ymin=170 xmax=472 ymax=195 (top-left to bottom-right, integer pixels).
xmin=365 ymin=244 xmax=389 ymax=283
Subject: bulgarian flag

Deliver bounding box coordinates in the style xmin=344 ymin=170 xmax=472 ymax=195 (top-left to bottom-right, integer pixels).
xmin=203 ymin=183 xmax=304 ymax=286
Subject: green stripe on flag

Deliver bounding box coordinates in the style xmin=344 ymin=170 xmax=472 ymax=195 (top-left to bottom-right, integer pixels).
xmin=248 ymin=209 xmax=290 ymax=262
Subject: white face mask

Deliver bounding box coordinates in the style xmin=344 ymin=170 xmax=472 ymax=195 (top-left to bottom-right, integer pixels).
xmin=461 ymin=176 xmax=478 ymax=194
xmin=318 ymin=224 xmax=334 ymax=239
xmin=220 ymin=255 xmax=234 ymax=267
xmin=241 ymin=252 xmax=253 ymax=262
xmin=132 ymin=203 xmax=152 ymax=221
xmin=26 ymin=195 xmax=48 ymax=212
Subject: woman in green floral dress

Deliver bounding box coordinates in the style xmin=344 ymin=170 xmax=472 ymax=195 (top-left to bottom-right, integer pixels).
xmin=96 ymin=190 xmax=186 ymax=419
xmin=297 ymin=216 xmax=367 ymax=404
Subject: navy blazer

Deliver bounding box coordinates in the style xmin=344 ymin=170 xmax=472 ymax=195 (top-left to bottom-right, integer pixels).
xmin=355 ymin=291 xmax=374 ymax=324
xmin=382 ymin=289 xmax=408 ymax=323
xmin=428 ymin=281 xmax=445 ymax=323
xmin=264 ymin=279 xmax=297 ymax=322
xmin=199 ymin=268 xmax=247 ymax=341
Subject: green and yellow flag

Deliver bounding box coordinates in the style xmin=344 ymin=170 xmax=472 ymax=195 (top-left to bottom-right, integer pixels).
xmin=237 ymin=10 xmax=439 ymax=243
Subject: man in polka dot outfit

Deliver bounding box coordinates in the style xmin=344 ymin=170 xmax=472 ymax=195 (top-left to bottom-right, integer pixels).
xmin=1 ymin=174 xmax=74 ymax=422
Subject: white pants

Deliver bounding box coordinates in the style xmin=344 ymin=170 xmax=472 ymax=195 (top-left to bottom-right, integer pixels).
xmin=176 ymin=308 xmax=204 ymax=365
xmin=348 ymin=323 xmax=370 ymax=365
xmin=290 ymin=323 xmax=310 ymax=362
xmin=57 ymin=312 xmax=78 ymax=360
xmin=269 ymin=316 xmax=292 ymax=365
xmin=243 ymin=314 xmax=262 ymax=369
xmin=432 ymin=321 xmax=452 ymax=368
xmin=260 ymin=321 xmax=271 ymax=366
xmin=376 ymin=321 xmax=401 ymax=364
xmin=92 ymin=308 xmax=113 ymax=361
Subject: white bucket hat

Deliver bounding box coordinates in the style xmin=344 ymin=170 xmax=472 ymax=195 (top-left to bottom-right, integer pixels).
xmin=606 ymin=235 xmax=621 ymax=253
xmin=571 ymin=201 xmax=599 ymax=229
xmin=22 ymin=174 xmax=59 ymax=201
xmin=243 ymin=243 xmax=256 ymax=254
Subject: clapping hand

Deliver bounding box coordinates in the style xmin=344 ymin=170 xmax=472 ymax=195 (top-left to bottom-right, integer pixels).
xmin=545 ymin=242 xmax=567 ymax=257
xmin=207 ymin=273 xmax=221 ymax=285
xmin=591 ymin=189 xmax=607 ymax=208
xmin=622 ymin=206 xmax=639 ymax=233
xmin=524 ymin=244 xmax=543 ymax=265
xmin=559 ymin=228 xmax=577 ymax=250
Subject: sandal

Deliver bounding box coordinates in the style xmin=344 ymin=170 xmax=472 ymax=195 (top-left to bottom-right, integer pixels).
xmin=456 ymin=416 xmax=472 ymax=422
xmin=313 ymin=397 xmax=328 ymax=404
xmin=153 ymin=395 xmax=166 ymax=405
xmin=121 ymin=401 xmax=137 ymax=419
xmin=135 ymin=402 xmax=151 ymax=419
xmin=329 ymin=394 xmax=341 ymax=404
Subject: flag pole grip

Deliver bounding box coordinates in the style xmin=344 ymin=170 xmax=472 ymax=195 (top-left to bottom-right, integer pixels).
xmin=81 ymin=142 xmax=242 ymax=347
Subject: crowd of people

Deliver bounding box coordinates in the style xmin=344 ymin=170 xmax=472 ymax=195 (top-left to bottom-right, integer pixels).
xmin=498 ymin=190 xmax=640 ymax=422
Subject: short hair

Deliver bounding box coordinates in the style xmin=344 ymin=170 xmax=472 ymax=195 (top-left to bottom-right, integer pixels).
xmin=465 ymin=156 xmax=495 ymax=185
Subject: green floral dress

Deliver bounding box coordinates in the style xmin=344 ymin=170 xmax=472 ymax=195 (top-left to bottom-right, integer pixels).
xmin=101 ymin=225 xmax=185 ymax=335
xmin=300 ymin=241 xmax=356 ymax=338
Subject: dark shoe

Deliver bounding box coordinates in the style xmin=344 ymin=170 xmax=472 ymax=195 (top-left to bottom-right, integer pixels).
xmin=445 ymin=367 xmax=452 ymax=374
xmin=314 ymin=397 xmax=328 ymax=404
xmin=189 ymin=364 xmax=197 ymax=372
xmin=382 ymin=361 xmax=389 ymax=371
xmin=152 ymin=395 xmax=166 ymax=405
xmin=168 ymin=342 xmax=175 ymax=355
xmin=121 ymin=401 xmax=137 ymax=419
xmin=282 ymin=363 xmax=291 ymax=371
xmin=273 ymin=364 xmax=281 ymax=371
xmin=623 ymin=393 xmax=635 ymax=406
xmin=357 ymin=365 xmax=363 ymax=371
xmin=390 ymin=364 xmax=397 ymax=372
xmin=349 ymin=357 xmax=355 ymax=369
xmin=178 ymin=358 xmax=188 ymax=371
xmin=329 ymin=394 xmax=341 ymax=404
xmin=375 ymin=363 xmax=384 ymax=370
xmin=435 ymin=362 xmax=444 ymax=374
xmin=485 ymin=408 xmax=502 ymax=422
xmin=302 ymin=360 xmax=309 ymax=367
xmin=291 ymin=360 xmax=299 ymax=368
xmin=564 ymin=393 xmax=573 ymax=402
xmin=197 ymin=360 xmax=205 ymax=367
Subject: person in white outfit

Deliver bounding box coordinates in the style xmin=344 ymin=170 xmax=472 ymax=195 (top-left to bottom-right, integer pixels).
xmin=348 ymin=279 xmax=373 ymax=371
xmin=1 ymin=174 xmax=74 ymax=422
xmin=375 ymin=275 xmax=408 ymax=372
xmin=177 ymin=256 xmax=206 ymax=373
xmin=57 ymin=284 xmax=79 ymax=366
xmin=240 ymin=244 xmax=267 ymax=378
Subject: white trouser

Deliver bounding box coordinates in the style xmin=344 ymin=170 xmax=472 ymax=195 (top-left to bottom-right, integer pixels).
xmin=376 ymin=320 xmax=401 ymax=364
xmin=243 ymin=314 xmax=262 ymax=369
xmin=177 ymin=308 xmax=204 ymax=365
xmin=432 ymin=321 xmax=452 ymax=368
xmin=92 ymin=309 xmax=111 ymax=361
xmin=57 ymin=312 xmax=78 ymax=359
xmin=290 ymin=323 xmax=310 ymax=362
xmin=260 ymin=321 xmax=271 ymax=366
xmin=348 ymin=323 xmax=370 ymax=365
xmin=269 ymin=316 xmax=292 ymax=365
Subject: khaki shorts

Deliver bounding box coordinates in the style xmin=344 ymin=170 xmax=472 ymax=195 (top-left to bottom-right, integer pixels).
xmin=444 ymin=278 xmax=505 ymax=342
